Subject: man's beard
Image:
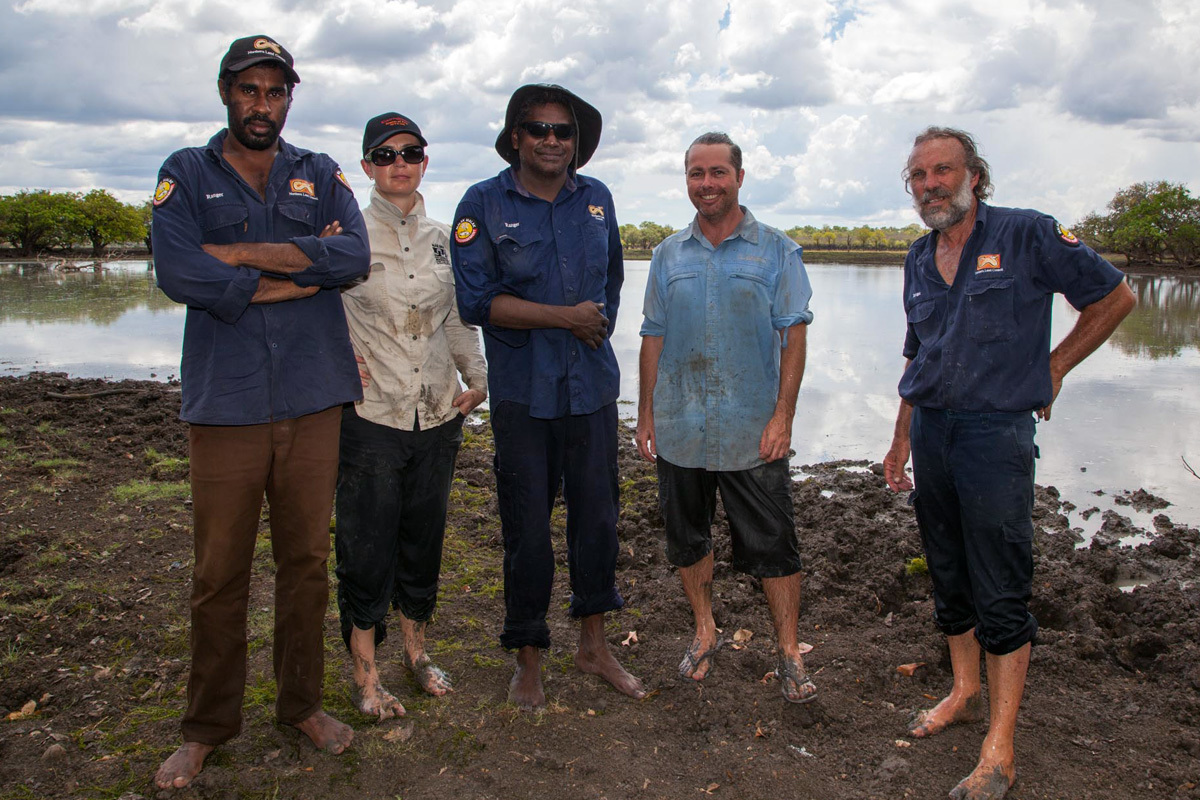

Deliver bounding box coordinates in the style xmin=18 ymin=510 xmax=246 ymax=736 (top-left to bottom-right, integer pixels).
xmin=914 ymin=175 xmax=975 ymax=231
xmin=229 ymin=113 xmax=282 ymax=151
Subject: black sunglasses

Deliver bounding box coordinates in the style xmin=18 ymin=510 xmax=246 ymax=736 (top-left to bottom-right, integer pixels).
xmin=368 ymin=145 xmax=425 ymax=166
xmin=519 ymin=121 xmax=576 ymax=140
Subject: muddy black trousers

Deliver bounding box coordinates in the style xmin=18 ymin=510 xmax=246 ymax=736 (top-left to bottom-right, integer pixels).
xmin=490 ymin=401 xmax=625 ymax=650
xmin=909 ymin=406 xmax=1039 ymax=655
xmin=334 ymin=405 xmax=464 ymax=649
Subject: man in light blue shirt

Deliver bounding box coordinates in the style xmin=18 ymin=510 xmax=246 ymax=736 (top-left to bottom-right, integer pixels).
xmin=635 ymin=132 xmax=816 ymax=704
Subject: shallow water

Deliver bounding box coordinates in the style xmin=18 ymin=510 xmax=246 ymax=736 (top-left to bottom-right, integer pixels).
xmin=2 ymin=259 xmax=1198 ymax=528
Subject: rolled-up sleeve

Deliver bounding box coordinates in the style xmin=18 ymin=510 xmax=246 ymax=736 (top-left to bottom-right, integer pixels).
xmin=151 ymin=161 xmax=260 ymax=325
xmin=771 ymin=246 xmax=814 ymax=330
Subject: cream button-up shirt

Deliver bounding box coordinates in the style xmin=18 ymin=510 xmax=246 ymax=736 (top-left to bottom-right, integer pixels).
xmin=341 ymin=188 xmax=487 ymax=431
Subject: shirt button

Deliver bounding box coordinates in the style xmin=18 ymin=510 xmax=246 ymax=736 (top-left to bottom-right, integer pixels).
xmin=401 ymin=220 xmax=406 ymax=225
xmin=409 ymin=274 xmax=415 ymax=279
xmin=271 ymin=343 xmax=277 ymax=349
xmin=410 ymin=304 xmax=416 ymax=309
xmin=413 ymin=367 xmax=419 ymax=373
xmin=411 ymin=334 xmax=418 ymax=340
xmin=404 ymin=247 xmax=410 ymax=252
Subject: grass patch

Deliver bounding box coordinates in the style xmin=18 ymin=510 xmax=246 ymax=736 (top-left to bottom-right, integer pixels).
xmin=34 ymin=547 xmax=67 ymax=569
xmin=111 ymin=479 xmax=190 ymax=504
xmin=144 ymin=447 xmax=188 ymax=479
xmin=905 ymin=556 xmax=928 ymax=577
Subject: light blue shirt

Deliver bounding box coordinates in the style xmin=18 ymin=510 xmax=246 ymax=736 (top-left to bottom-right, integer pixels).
xmin=640 ymin=207 xmax=814 ymax=471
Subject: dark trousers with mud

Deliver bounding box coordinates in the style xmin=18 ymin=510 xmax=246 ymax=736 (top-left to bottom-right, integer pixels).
xmin=490 ymin=401 xmax=624 ymax=650
xmin=334 ymin=405 xmax=464 ymax=649
xmin=183 ymin=406 xmax=341 ymax=745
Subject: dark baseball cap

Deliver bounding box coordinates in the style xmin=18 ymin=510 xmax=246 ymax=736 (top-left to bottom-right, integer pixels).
xmin=362 ymin=112 xmax=428 ymax=156
xmin=219 ymin=35 xmax=300 ymax=84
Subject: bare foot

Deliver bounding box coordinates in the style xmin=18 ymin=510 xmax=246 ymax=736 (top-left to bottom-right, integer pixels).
xmin=404 ymin=653 xmax=453 ymax=697
xmin=154 ymin=741 xmax=214 ymax=789
xmin=576 ymin=614 xmax=646 ymax=699
xmin=508 ymin=646 xmax=546 ymax=710
xmin=949 ymin=761 xmax=1016 ymax=800
xmin=292 ymin=710 xmax=354 ymax=754
xmin=353 ymin=680 xmax=406 ymax=721
xmin=907 ymin=691 xmax=984 ymax=738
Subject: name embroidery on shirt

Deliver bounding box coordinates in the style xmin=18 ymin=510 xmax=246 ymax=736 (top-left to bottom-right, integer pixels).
xmin=432 ymin=244 xmax=450 ymax=265
xmin=504 ymin=222 xmax=520 ymax=228
xmin=976 ymin=254 xmax=1002 ymax=272
xmin=205 ymin=192 xmax=224 ymax=200
xmin=289 ymin=179 xmax=315 ymax=198
xmin=588 ymin=204 xmax=605 ymax=221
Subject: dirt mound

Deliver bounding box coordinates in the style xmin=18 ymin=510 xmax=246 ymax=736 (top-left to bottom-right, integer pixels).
xmin=1 ymin=375 xmax=1197 ymax=799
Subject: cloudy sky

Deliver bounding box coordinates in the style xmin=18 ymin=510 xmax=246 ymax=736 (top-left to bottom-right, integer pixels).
xmin=2 ymin=0 xmax=1197 ymax=231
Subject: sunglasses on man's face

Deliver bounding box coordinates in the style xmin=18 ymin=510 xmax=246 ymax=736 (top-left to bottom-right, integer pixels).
xmin=519 ymin=121 xmax=576 ymax=140
xmin=368 ymin=145 xmax=425 ymax=166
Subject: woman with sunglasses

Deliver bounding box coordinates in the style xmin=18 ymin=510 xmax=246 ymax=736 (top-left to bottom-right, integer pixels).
xmin=335 ymin=112 xmax=487 ymax=720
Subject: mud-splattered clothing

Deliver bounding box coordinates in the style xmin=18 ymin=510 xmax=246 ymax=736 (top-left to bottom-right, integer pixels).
xmin=899 ymin=202 xmax=1125 ymax=412
xmin=342 ymin=189 xmax=487 ymax=431
xmin=640 ymin=207 xmax=814 ymax=471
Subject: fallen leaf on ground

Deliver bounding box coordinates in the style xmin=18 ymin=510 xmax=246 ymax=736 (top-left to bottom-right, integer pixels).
xmin=384 ymin=724 xmax=414 ymax=743
xmin=895 ymin=739 xmax=912 ymax=748
xmin=732 ymin=628 xmax=754 ymax=643
xmin=621 ymin=631 xmax=638 ymax=646
xmin=797 ymin=641 xmax=814 ymax=654
xmin=896 ymin=662 xmax=926 ymax=677
xmin=21 ymin=700 xmax=37 ymax=714
xmin=704 ymin=782 xmax=720 ymax=794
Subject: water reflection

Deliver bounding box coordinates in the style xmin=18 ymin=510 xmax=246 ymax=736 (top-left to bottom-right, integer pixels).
xmin=1 ymin=260 xmax=1198 ymax=529
xmin=1108 ymin=275 xmax=1200 ymax=359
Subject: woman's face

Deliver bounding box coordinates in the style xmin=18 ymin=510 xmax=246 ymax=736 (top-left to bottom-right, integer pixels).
xmin=360 ymin=132 xmax=428 ymax=204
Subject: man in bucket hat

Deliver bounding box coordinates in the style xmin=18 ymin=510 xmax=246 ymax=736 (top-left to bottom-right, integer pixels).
xmin=151 ymin=34 xmax=366 ymax=787
xmin=450 ymin=84 xmax=643 ymax=709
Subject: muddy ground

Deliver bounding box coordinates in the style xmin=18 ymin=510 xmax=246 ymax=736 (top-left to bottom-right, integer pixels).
xmin=0 ymin=374 xmax=1197 ymax=800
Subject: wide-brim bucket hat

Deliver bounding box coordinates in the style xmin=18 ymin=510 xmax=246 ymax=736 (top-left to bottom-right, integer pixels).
xmin=494 ymin=83 xmax=602 ymax=170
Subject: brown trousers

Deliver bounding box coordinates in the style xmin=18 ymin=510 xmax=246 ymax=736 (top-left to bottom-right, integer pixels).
xmin=181 ymin=406 xmax=341 ymax=745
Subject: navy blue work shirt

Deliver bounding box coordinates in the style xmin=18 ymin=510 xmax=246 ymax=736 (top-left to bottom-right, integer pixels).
xmin=640 ymin=208 xmax=814 ymax=471
xmin=450 ymin=167 xmax=623 ymax=419
xmin=899 ymin=202 xmax=1126 ymax=412
xmin=152 ymin=130 xmax=369 ymax=425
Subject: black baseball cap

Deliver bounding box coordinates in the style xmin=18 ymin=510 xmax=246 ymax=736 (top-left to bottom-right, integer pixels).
xmin=362 ymin=112 xmax=428 ymax=156
xmin=495 ymin=84 xmax=602 ymax=169
xmin=219 ymin=35 xmax=300 ymax=84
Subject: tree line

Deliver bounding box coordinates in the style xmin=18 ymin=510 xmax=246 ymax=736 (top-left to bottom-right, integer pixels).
xmin=1075 ymin=181 xmax=1199 ymax=268
xmin=0 ymin=190 xmax=150 ymax=257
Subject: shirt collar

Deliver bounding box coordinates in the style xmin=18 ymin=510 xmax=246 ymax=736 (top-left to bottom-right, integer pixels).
xmin=502 ymin=165 xmax=578 ymax=200
xmin=369 ymin=187 xmax=426 ymax=222
xmin=685 ymin=205 xmax=759 ymax=247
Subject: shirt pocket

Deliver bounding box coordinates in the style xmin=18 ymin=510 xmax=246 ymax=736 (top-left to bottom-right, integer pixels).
xmin=581 ymin=220 xmax=610 ymax=277
xmin=906 ymin=298 xmax=940 ymax=343
xmin=199 ymin=202 xmax=248 ymax=245
xmin=728 ymin=262 xmax=773 ymax=306
xmin=276 ymin=199 xmax=318 ymax=239
xmin=493 ymin=228 xmax=544 ymax=288
xmin=965 ymin=277 xmax=1016 ymax=343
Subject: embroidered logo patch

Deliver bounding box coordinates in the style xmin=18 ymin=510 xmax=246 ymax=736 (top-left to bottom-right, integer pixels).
xmin=431 ymin=243 xmax=450 ymax=265
xmin=254 ymin=38 xmax=282 ymax=54
xmin=382 ymin=116 xmax=410 ymax=127
xmin=335 ymin=169 xmax=353 ymax=192
xmin=152 ymin=178 xmax=176 ymax=207
xmin=289 ymin=179 xmax=315 ymax=198
xmin=588 ymin=204 xmax=605 ymax=220
xmin=976 ymin=253 xmax=1002 ymax=271
xmin=454 ymin=217 xmax=479 ymax=246
xmin=1056 ymin=223 xmax=1079 ymax=245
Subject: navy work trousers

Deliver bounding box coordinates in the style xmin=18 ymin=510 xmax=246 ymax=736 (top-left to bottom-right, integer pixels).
xmin=490 ymin=401 xmax=624 ymax=650
xmin=910 ymin=406 xmax=1039 ymax=655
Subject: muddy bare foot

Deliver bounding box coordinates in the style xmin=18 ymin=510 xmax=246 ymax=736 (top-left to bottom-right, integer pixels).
xmin=404 ymin=653 xmax=453 ymax=697
xmin=353 ymin=680 xmax=406 ymax=721
xmin=154 ymin=741 xmax=215 ymax=789
xmin=949 ymin=761 xmax=1016 ymax=800
xmin=292 ymin=710 xmax=354 ymax=754
xmin=509 ymin=645 xmax=546 ymax=710
xmin=576 ymin=645 xmax=647 ymax=699
xmin=908 ymin=692 xmax=984 ymax=738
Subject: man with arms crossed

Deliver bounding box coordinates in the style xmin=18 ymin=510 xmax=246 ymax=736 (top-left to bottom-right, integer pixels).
xmin=635 ymin=133 xmax=816 ymax=703
xmin=450 ymin=84 xmax=643 ymax=709
xmin=883 ymin=127 xmax=1134 ymax=799
xmin=152 ymin=35 xmax=368 ymax=787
